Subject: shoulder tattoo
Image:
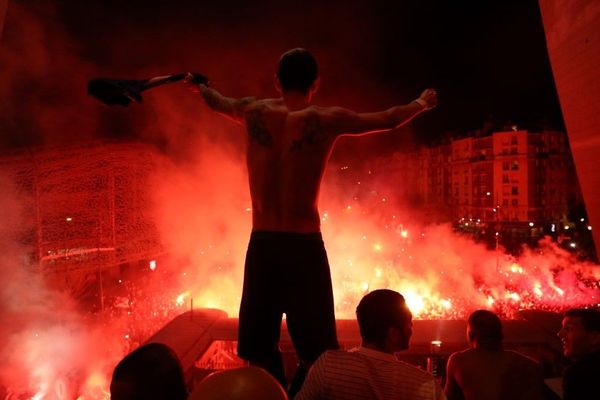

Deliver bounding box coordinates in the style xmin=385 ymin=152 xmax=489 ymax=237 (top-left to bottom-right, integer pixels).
xmin=235 ymin=97 xmax=255 ymax=115
xmin=246 ymin=105 xmax=272 ymax=147
xmin=290 ymin=111 xmax=325 ymax=151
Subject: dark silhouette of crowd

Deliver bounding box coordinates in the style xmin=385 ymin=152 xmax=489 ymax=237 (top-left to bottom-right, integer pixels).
xmin=109 ymin=297 xmax=599 ymax=400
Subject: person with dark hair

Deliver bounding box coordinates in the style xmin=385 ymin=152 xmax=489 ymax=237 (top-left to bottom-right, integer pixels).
xmin=189 ymin=366 xmax=288 ymax=400
xmin=466 ymin=309 xmax=504 ymax=350
xmin=185 ymin=48 xmax=437 ymax=395
xmin=110 ymin=342 xmax=188 ymax=400
xmin=295 ymin=289 xmax=444 ymax=400
xmin=557 ymin=308 xmax=600 ymax=400
xmin=276 ymin=48 xmax=319 ymax=94
xmin=355 ymin=289 xmax=413 ymax=351
xmin=444 ymin=310 xmax=544 ymax=400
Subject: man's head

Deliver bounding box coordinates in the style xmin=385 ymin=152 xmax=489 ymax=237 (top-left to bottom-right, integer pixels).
xmin=356 ymin=289 xmax=413 ymax=352
xmin=558 ymin=308 xmax=600 ymax=360
xmin=189 ymin=366 xmax=288 ymax=400
xmin=276 ymin=48 xmax=319 ymax=96
xmin=110 ymin=342 xmax=187 ymax=400
xmin=467 ymin=310 xmax=503 ymax=351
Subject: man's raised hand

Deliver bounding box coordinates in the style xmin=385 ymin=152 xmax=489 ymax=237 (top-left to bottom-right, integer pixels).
xmin=415 ymin=88 xmax=438 ymax=110
xmin=184 ymin=72 xmax=209 ymax=94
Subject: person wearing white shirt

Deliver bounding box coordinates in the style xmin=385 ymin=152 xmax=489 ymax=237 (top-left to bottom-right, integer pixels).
xmin=295 ymin=289 xmax=445 ymax=400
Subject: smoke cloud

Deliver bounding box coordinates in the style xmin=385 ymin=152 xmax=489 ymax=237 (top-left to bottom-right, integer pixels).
xmin=0 ymin=171 xmax=127 ymax=398
xmin=0 ymin=1 xmax=597 ymax=397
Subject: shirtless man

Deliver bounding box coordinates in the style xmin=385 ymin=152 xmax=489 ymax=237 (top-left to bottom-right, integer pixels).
xmin=185 ymin=48 xmax=437 ymax=394
xmin=444 ymin=310 xmax=544 ymax=400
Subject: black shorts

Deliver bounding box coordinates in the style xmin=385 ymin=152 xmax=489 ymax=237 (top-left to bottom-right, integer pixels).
xmin=237 ymin=231 xmax=339 ymax=364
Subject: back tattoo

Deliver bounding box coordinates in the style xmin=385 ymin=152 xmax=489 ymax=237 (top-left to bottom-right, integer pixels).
xmin=246 ymin=105 xmax=272 ymax=147
xmin=290 ymin=111 xmax=325 ymax=151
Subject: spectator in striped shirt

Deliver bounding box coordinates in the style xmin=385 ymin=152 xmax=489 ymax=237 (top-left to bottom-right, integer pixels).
xmin=295 ymin=289 xmax=445 ymax=400
xmin=444 ymin=310 xmax=544 ymax=400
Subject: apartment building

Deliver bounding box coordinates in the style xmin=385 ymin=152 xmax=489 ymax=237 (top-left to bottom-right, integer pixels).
xmin=385 ymin=129 xmax=575 ymax=233
xmin=451 ymin=129 xmax=571 ymax=228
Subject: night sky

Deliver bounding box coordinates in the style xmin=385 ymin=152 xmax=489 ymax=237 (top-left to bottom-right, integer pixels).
xmin=0 ymin=0 xmax=564 ymax=155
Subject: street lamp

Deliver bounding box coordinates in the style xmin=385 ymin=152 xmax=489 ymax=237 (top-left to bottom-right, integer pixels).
xmin=495 ymin=208 xmax=500 ymax=271
xmin=488 ymin=191 xmax=500 ymax=271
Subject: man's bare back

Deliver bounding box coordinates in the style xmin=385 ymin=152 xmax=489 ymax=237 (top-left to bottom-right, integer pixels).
xmin=192 ymin=86 xmax=437 ymax=233
xmin=244 ymin=99 xmax=340 ymax=232
xmin=445 ymin=348 xmax=544 ymax=400
xmin=244 ymin=91 xmax=435 ymax=232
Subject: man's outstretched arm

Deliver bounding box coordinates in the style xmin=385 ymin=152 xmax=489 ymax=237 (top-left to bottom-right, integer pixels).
xmin=184 ymin=74 xmax=255 ymax=125
xmin=324 ymin=88 xmax=437 ymax=136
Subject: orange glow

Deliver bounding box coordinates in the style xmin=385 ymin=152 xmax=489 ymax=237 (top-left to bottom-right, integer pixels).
xmin=553 ymin=286 xmax=565 ymax=296
xmin=403 ymin=290 xmax=425 ymax=316
xmin=78 ymin=371 xmax=110 ymax=400
xmin=176 ymin=291 xmax=190 ymax=307
xmin=2 ymin=147 xmax=599 ymax=398
xmin=509 ymin=263 xmax=524 ymax=274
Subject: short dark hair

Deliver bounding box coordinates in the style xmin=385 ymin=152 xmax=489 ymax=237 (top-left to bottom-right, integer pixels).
xmin=564 ymin=308 xmax=600 ymax=332
xmin=110 ymin=342 xmax=187 ymax=400
xmin=356 ymin=289 xmax=411 ymax=346
xmin=277 ymin=48 xmax=318 ymax=94
xmin=468 ymin=310 xmax=503 ymax=350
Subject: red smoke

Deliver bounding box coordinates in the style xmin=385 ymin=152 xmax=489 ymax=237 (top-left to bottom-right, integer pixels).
xmin=0 ymin=2 xmax=597 ymax=398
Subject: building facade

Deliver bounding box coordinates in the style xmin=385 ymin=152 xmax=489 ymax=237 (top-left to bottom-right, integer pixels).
xmin=451 ymin=129 xmax=572 ymax=228
xmin=385 ymin=129 xmax=577 ymax=239
xmin=0 ymin=141 xmax=164 ymax=294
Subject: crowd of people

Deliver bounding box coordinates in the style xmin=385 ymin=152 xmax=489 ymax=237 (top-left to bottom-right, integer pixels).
xmin=109 ymin=296 xmax=600 ymax=400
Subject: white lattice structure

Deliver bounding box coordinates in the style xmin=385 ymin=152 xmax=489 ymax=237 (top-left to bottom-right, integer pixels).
xmin=0 ymin=141 xmax=163 ymax=293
